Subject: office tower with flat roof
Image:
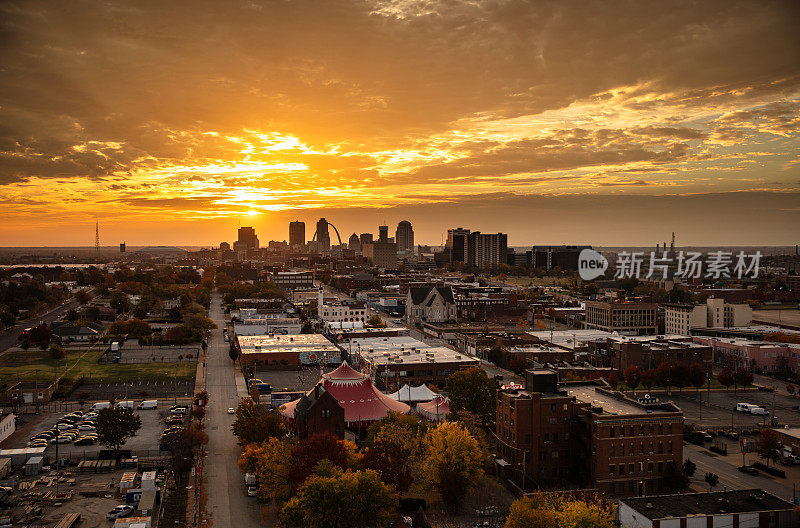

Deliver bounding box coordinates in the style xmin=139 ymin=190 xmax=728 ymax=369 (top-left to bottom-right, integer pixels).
xmin=378 ymin=225 xmax=389 ymax=243
xmin=348 ymin=233 xmax=360 ymax=252
xmin=233 ymin=226 xmax=259 ymax=252
xmin=289 ymin=221 xmax=305 ymax=248
xmin=395 ymin=220 xmax=414 ymax=253
xmin=359 ymin=233 xmax=373 ymax=247
xmin=316 ymin=218 xmax=331 ymax=251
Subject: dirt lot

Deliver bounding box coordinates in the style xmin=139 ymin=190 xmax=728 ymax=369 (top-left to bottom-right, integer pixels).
xmin=2 ymin=467 xmax=165 ymax=528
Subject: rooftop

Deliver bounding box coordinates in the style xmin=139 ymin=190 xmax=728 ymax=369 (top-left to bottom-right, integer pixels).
xmin=348 ymin=336 xmax=433 ymax=352
xmin=566 ymin=385 xmax=653 ymax=416
xmin=237 ymin=334 xmax=337 ymax=355
xmin=621 ymin=489 xmax=794 ymax=519
xmin=358 ymin=345 xmax=479 ymax=366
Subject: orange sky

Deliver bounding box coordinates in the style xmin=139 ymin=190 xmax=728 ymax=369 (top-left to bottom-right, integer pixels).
xmin=0 ymin=0 xmax=799 ymax=246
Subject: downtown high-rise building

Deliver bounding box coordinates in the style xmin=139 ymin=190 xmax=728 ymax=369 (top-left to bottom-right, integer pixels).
xmin=289 ymin=221 xmax=305 ymax=248
xmin=395 ymin=220 xmax=414 ymax=253
xmin=233 ymin=226 xmax=259 ymax=252
xmin=445 ymin=227 xmax=507 ymax=268
xmin=359 ymin=233 xmax=373 ymax=247
xmin=315 ymin=218 xmax=331 ymax=251
xmin=348 ymin=233 xmax=360 ymax=252
xmin=378 ymin=225 xmax=389 ymax=243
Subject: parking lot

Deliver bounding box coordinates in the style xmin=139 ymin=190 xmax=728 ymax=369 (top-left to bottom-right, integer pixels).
xmin=251 ymin=366 xmax=335 ymax=393
xmin=661 ymin=388 xmax=800 ymax=430
xmin=2 ymin=399 xmax=192 ymax=457
xmin=114 ymin=340 xmax=201 ymax=364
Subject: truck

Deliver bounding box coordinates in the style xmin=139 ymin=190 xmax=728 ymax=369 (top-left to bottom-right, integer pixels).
xmin=137 ymin=400 xmax=158 ymax=410
xmin=117 ymin=401 xmax=136 ymax=409
xmin=736 ymin=403 xmax=757 ymax=413
xmin=89 ymin=402 xmax=111 ymax=412
xmin=750 ymin=406 xmax=769 ymax=416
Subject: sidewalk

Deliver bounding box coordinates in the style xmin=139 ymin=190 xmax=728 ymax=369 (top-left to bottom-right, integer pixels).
xmin=233 ymin=364 xmax=249 ymax=398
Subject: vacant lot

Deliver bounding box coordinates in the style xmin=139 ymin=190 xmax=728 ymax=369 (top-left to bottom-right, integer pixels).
xmin=0 ymin=348 xmax=196 ymax=385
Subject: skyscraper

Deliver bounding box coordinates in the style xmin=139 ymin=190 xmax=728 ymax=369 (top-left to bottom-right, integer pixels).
xmin=378 ymin=225 xmax=389 ymax=243
xmin=446 ymin=227 xmax=470 ymax=263
xmin=233 ymin=226 xmax=259 ymax=252
xmin=395 ymin=220 xmax=414 ymax=253
xmin=359 ymin=233 xmax=373 ymax=247
xmin=316 ymin=218 xmax=331 ymax=251
xmin=289 ymin=221 xmax=305 ymax=247
xmin=348 ymin=233 xmax=360 ymax=252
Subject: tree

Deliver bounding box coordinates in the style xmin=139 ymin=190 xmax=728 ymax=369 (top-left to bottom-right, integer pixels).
xmin=657 ymin=362 xmax=673 ymax=392
xmin=717 ymin=368 xmax=734 ymax=391
xmin=76 ymin=289 xmax=92 ymax=305
xmin=228 ymin=341 xmax=239 ymax=361
xmin=95 ymin=406 xmax=142 ymax=456
xmin=734 ymin=367 xmax=754 ymax=391
xmin=623 ymin=366 xmax=641 ymax=393
xmin=422 ymin=421 xmax=486 ymax=505
xmin=756 ymin=429 xmax=782 ymax=467
xmin=65 ymin=309 xmax=79 ymax=322
xmin=125 ymin=319 xmax=152 ymax=338
xmin=238 ymin=438 xmax=292 ymax=504
xmin=641 ymin=369 xmax=657 ymax=391
xmin=280 ymin=466 xmax=396 ymax=528
xmin=446 ymin=367 xmax=496 ymax=423
xmin=0 ymin=310 xmax=15 ymax=328
xmin=504 ymin=495 xmax=615 ymax=528
xmin=362 ymin=412 xmax=427 ymax=493
xmin=165 ymin=327 xmax=186 ymax=345
xmin=231 ymin=398 xmax=285 ymax=445
xmin=288 ymin=433 xmax=356 ymax=490
xmin=683 ymin=458 xmax=697 ymax=477
xmin=704 ymin=471 xmax=719 ymax=491
xmin=689 ymin=362 xmax=705 ymax=391
xmin=487 ymin=346 xmax=504 ymax=366
xmin=27 ymin=324 xmax=52 ymax=347
xmin=663 ymin=462 xmax=690 ymax=492
xmin=48 ymin=344 xmax=65 ymax=360
xmin=607 ymin=371 xmax=619 ymax=390
xmin=300 ymin=321 xmax=314 ymax=334
xmin=109 ymin=291 xmax=130 ymax=314
xmin=367 ymin=314 xmax=386 ymax=328
xmin=672 ymin=362 xmax=690 ymax=392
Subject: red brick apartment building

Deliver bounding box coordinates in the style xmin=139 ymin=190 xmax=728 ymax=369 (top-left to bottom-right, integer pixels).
xmin=496 ymin=370 xmax=684 ymax=497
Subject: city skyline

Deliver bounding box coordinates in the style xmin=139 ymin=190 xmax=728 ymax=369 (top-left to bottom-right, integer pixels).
xmin=1 ymin=1 xmax=799 ymax=246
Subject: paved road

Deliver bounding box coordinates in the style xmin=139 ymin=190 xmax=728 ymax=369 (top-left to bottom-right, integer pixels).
xmin=203 ymin=292 xmax=262 ymax=528
xmin=0 ymin=291 xmax=89 ymax=354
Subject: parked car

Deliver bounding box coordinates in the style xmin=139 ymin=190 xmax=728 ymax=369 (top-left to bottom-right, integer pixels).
xmin=725 ymin=431 xmax=739 ymax=440
xmin=227 ymin=408 xmax=235 ymax=414
xmin=247 ymin=486 xmax=257 ymax=497
xmin=106 ymin=505 xmax=134 ymax=520
xmin=78 ymin=424 xmax=96 ymax=432
xmin=74 ymin=436 xmax=96 ymax=446
xmin=738 ymin=465 xmax=759 ymax=476
xmin=694 ymin=431 xmax=713 ymax=442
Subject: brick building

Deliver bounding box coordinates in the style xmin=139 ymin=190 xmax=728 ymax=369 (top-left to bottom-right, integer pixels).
xmin=588 ymin=336 xmax=712 ymax=372
xmin=585 ymin=301 xmax=658 ymax=335
xmin=496 ymin=370 xmax=684 ymax=496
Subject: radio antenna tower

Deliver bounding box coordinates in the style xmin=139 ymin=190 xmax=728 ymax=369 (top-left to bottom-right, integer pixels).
xmin=95 ymin=220 xmax=100 ymax=251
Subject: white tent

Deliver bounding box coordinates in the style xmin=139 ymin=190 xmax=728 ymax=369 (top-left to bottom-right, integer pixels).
xmin=387 ymin=384 xmax=437 ymax=403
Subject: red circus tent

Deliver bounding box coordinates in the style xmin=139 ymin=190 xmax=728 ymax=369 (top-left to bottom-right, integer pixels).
xmin=415 ymin=395 xmax=450 ymax=422
xmin=279 ymin=362 xmax=410 ymax=427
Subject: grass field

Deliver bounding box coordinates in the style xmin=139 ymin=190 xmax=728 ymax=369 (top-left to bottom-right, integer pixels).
xmin=0 ymin=348 xmax=196 ymax=384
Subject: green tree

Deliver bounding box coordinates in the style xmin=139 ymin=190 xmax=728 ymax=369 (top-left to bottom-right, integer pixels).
xmin=109 ymin=291 xmax=130 ymax=314
xmin=704 ymin=471 xmax=719 ymax=491
xmin=367 ymin=314 xmax=386 ymax=328
xmin=446 ymin=367 xmax=496 ymax=423
xmin=422 ymin=421 xmax=486 ymax=505
xmin=48 ymin=344 xmax=65 ymax=360
xmin=231 ymin=398 xmax=285 ymax=445
xmin=95 ymin=406 xmax=142 ymax=456
xmin=280 ymin=466 xmax=396 ymax=528
xmin=683 ymin=458 xmax=697 ymax=477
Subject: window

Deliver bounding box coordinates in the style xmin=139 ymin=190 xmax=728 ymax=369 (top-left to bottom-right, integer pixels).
xmin=658 ymin=461 xmax=663 ymax=474
xmin=551 ymin=404 xmax=556 ymax=413
xmin=609 ymin=465 xmax=615 ymax=477
xmin=619 ymin=464 xmax=625 ymax=476
xmin=552 ymin=451 xmax=558 ymax=459
xmin=610 ymin=445 xmax=615 ymax=457
xmin=658 ymin=442 xmax=663 ymax=454
xmin=610 ymin=428 xmax=615 ymax=438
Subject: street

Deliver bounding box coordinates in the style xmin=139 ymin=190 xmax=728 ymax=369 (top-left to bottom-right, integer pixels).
xmin=0 ymin=292 xmax=87 ymax=354
xmin=203 ymin=292 xmax=263 ymax=528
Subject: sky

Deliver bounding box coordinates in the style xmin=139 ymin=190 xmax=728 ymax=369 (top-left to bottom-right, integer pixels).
xmin=0 ymin=0 xmax=799 ymax=247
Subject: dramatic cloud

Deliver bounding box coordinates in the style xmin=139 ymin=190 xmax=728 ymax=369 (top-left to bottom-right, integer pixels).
xmin=0 ymin=0 xmax=798 ymax=245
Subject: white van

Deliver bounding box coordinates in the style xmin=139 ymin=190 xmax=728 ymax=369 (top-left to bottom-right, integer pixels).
xmin=137 ymin=400 xmax=158 ymax=410
xmin=244 ymin=473 xmax=256 ymax=486
xmin=750 ymin=407 xmax=769 ymax=416
xmin=89 ymin=402 xmax=111 ymax=412
xmin=736 ymin=403 xmax=756 ymax=413
xmin=116 ymin=401 xmax=136 ymax=409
